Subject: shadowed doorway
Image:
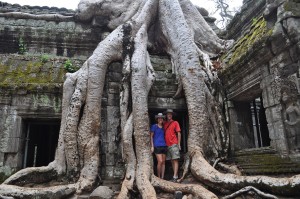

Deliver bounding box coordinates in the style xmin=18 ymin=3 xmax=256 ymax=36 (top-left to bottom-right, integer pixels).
xmin=149 ymin=109 xmax=188 ymax=180
xmin=23 ymin=120 xmax=60 ymax=168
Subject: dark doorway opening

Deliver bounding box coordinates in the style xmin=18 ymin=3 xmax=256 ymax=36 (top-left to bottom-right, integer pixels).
xmin=23 ymin=120 xmax=60 ymax=168
xmin=233 ymin=96 xmax=270 ymax=150
xmin=250 ymin=97 xmax=270 ymax=147
xmin=149 ymin=109 xmax=188 ymax=179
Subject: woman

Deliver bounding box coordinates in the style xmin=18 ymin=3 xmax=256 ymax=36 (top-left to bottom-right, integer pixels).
xmin=150 ymin=113 xmax=167 ymax=179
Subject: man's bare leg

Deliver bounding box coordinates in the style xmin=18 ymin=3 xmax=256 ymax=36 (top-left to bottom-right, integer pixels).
xmin=172 ymin=159 xmax=179 ymax=179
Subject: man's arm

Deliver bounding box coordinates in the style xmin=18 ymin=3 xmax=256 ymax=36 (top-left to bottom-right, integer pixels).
xmin=177 ymin=131 xmax=181 ymax=150
xmin=175 ymin=121 xmax=181 ymax=150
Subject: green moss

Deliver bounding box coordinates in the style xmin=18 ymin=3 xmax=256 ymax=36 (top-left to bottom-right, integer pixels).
xmin=0 ymin=55 xmax=67 ymax=91
xmin=225 ymin=16 xmax=273 ymax=66
xmin=236 ymin=151 xmax=300 ymax=175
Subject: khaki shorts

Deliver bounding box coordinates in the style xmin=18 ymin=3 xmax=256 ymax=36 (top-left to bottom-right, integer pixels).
xmin=166 ymin=144 xmax=180 ymax=160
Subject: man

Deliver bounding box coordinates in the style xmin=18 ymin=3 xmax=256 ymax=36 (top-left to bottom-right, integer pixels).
xmin=163 ymin=109 xmax=181 ymax=182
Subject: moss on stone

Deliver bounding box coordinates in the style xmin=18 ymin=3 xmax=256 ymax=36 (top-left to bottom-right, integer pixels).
xmin=0 ymin=55 xmax=82 ymax=92
xmin=235 ymin=149 xmax=300 ymax=175
xmin=224 ymin=16 xmax=273 ymax=66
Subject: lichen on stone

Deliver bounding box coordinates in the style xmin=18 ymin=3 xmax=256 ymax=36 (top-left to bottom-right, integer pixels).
xmin=0 ymin=54 xmax=83 ymax=92
xmin=223 ymin=16 xmax=273 ymax=66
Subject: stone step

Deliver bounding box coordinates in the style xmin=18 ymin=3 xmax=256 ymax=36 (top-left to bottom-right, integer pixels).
xmin=77 ymin=194 xmax=90 ymax=199
xmin=102 ymin=179 xmax=122 ymax=192
xmin=233 ymin=147 xmax=300 ymax=175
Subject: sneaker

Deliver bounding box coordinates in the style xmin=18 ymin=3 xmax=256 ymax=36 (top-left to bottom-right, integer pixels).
xmin=171 ymin=177 xmax=178 ymax=182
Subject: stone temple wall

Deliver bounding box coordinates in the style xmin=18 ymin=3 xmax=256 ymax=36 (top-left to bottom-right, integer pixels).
xmin=0 ymin=2 xmax=102 ymax=57
xmin=0 ymin=54 xmax=181 ymax=182
xmin=0 ymin=0 xmax=187 ymax=181
xmin=0 ymin=1 xmax=206 ymax=182
xmin=220 ymin=0 xmax=300 ymax=174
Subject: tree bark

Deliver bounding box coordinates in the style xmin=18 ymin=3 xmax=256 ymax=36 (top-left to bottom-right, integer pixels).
xmin=1 ymin=0 xmax=300 ymax=198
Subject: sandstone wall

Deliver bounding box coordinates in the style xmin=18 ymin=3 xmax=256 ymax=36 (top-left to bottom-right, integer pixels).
xmin=221 ymin=0 xmax=300 ymax=173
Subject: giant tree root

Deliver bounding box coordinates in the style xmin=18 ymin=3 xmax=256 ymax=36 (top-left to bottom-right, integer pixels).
xmin=3 ymin=166 xmax=57 ymax=186
xmin=190 ymin=151 xmax=300 ymax=196
xmin=222 ymin=186 xmax=278 ymax=199
xmin=0 ymin=184 xmax=76 ymax=199
xmin=151 ymin=175 xmax=218 ymax=199
xmin=1 ymin=0 xmax=299 ymax=198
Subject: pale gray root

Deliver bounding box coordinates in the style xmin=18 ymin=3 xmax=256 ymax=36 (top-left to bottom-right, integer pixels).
xmin=120 ymin=1 xmax=157 ymax=198
xmin=173 ymin=80 xmax=183 ymax=99
xmin=120 ymin=55 xmax=131 ymax=133
xmin=75 ymin=0 xmax=157 ymax=195
xmin=63 ymin=63 xmax=89 ymax=177
xmin=117 ymin=114 xmax=135 ymax=199
xmin=205 ymin=89 xmax=229 ymax=159
xmin=52 ymin=71 xmax=80 ymax=175
xmin=190 ymin=151 xmax=300 ymax=195
xmin=73 ymin=25 xmax=125 ymax=192
xmin=159 ymin=0 xmax=212 ymax=158
xmin=179 ymin=0 xmax=234 ymax=56
xmin=131 ymin=25 xmax=156 ymax=199
xmin=3 ymin=166 xmax=57 ymax=186
xmin=177 ymin=153 xmax=191 ymax=183
xmin=222 ymin=186 xmax=278 ymax=199
xmin=0 ymin=12 xmax=73 ymax=21
xmin=196 ymin=45 xmax=215 ymax=83
xmin=0 ymin=184 xmax=76 ymax=199
xmin=152 ymin=175 xmax=218 ymax=199
xmin=120 ymin=55 xmax=131 ymax=159
xmin=0 ymin=194 xmax=14 ymax=199
xmin=77 ymin=0 xmax=144 ymax=29
xmin=217 ymin=162 xmax=242 ymax=176
xmin=213 ymin=158 xmax=221 ymax=168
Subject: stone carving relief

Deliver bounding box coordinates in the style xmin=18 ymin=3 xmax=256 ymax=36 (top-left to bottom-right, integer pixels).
xmin=281 ymin=81 xmax=300 ymax=152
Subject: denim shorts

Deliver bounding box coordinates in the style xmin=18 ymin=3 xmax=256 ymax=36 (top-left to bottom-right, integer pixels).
xmin=166 ymin=144 xmax=180 ymax=160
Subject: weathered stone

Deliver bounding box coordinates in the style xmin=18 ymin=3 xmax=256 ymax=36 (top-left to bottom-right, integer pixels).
xmin=107 ymin=72 xmax=122 ymax=82
xmin=108 ymin=82 xmax=120 ymax=94
xmin=90 ymin=183 xmax=114 ymax=198
xmin=174 ymin=191 xmax=183 ymax=199
xmin=108 ymin=62 xmax=122 ymax=73
xmin=269 ymin=51 xmax=292 ymax=69
xmin=148 ymin=97 xmax=186 ymax=110
xmin=107 ymin=94 xmax=120 ymax=106
xmin=150 ymin=55 xmax=172 ymax=71
xmin=196 ymin=7 xmax=209 ymax=16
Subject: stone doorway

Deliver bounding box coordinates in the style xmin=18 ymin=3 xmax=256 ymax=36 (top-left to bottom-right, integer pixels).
xmin=149 ymin=109 xmax=188 ymax=179
xmin=250 ymin=97 xmax=270 ymax=148
xmin=22 ymin=120 xmax=60 ymax=168
xmin=232 ymin=96 xmax=270 ymax=151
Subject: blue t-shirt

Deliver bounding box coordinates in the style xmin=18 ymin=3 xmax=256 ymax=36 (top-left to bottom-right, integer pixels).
xmin=150 ymin=124 xmax=167 ymax=147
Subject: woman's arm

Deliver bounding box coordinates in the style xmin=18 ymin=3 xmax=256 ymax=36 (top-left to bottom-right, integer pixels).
xmin=150 ymin=132 xmax=154 ymax=153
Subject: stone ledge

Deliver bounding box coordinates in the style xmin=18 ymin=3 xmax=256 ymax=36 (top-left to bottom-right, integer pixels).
xmin=234 ymin=147 xmax=300 ymax=175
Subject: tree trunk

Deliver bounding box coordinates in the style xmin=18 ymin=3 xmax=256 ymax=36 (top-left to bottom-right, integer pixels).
xmin=1 ymin=0 xmax=300 ymax=198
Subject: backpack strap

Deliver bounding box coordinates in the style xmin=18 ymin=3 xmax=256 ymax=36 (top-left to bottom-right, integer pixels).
xmin=165 ymin=121 xmax=174 ymax=132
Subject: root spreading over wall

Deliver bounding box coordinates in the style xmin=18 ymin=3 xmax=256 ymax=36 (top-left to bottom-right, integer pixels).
xmin=0 ymin=0 xmax=299 ymax=198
